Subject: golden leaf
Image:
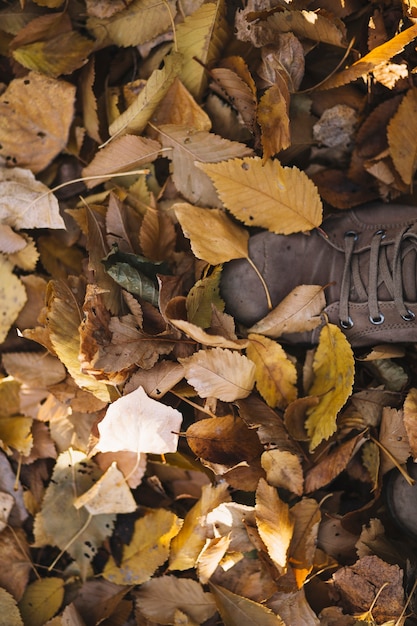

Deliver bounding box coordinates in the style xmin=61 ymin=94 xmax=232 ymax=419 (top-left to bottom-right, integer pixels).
xmin=180 ymin=348 xmax=256 ymax=401
xmin=261 ymin=449 xmax=303 ymax=495
xmin=177 ymin=0 xmax=231 ymax=100
xmin=109 ymin=51 xmax=183 ymax=139
xmin=0 ymin=257 xmax=27 ymax=343
xmin=255 ymin=478 xmax=294 ymax=574
xmin=247 ymin=334 xmax=297 ymax=409
xmin=249 ymin=285 xmax=325 ymax=338
xmin=0 ymin=71 xmax=75 ymax=173
xmin=321 ymin=23 xmax=417 ymax=89
xmin=18 ymin=578 xmax=64 ymax=626
xmin=264 ymin=9 xmax=347 ymax=47
xmin=153 ymin=77 xmax=212 ymax=130
xmin=305 ymin=324 xmax=355 ymax=450
xmin=82 ymin=135 xmax=161 ymax=188
xmin=0 ymin=416 xmax=32 ymax=456
xmin=288 ymin=498 xmax=321 ymax=588
xmin=198 ymin=156 xmax=322 ymax=234
xmin=388 ymin=87 xmax=417 ymax=184
xmin=103 ymin=509 xmax=181 ymax=585
xmin=169 ymin=483 xmax=230 ymax=571
xmin=258 ymin=84 xmax=290 ymax=160
xmin=175 ymin=203 xmax=249 ymax=264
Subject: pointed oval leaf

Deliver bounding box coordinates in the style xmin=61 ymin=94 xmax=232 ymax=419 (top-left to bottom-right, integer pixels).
xmin=18 ymin=578 xmax=64 ymax=626
xmin=388 ymin=87 xmax=417 ymax=184
xmin=198 ymin=157 xmax=322 ymax=234
xmin=210 ymin=583 xmax=286 ymax=626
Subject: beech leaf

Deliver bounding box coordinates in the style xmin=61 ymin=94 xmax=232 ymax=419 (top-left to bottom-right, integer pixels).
xmin=388 ymin=87 xmax=417 ymax=184
xmin=305 ymin=324 xmax=355 ymax=450
xmin=95 ymin=386 xmax=183 ymax=455
xmin=198 ymin=157 xmax=322 ymax=234
xmin=175 ymin=202 xmax=249 ymax=264
xmin=180 ymin=348 xmax=256 ymax=401
xmin=103 ymin=509 xmax=181 ymax=585
xmin=0 ymin=71 xmax=75 ymax=173
xmin=249 ymin=285 xmax=325 ymax=338
xmin=247 ymin=334 xmax=298 ymax=409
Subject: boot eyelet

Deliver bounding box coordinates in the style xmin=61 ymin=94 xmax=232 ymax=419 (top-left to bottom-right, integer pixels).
xmin=344 ymin=231 xmax=358 ymax=240
xmin=375 ymin=229 xmax=386 ymax=239
xmin=370 ymin=313 xmax=385 ymax=325
xmin=340 ymin=317 xmax=354 ymax=329
xmin=402 ymin=309 xmax=415 ymax=321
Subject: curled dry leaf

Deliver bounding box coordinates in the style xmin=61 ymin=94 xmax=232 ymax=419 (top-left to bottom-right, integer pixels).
xmin=403 ymin=387 xmax=417 ymax=458
xmin=180 ymin=348 xmax=256 ymax=401
xmin=198 ymin=157 xmax=323 ymax=234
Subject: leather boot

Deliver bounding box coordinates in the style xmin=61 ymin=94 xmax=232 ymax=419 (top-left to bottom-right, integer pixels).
xmin=220 ymin=203 xmax=417 ymax=347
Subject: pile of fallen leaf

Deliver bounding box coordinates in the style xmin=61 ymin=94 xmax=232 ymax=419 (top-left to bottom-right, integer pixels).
xmin=2 ymin=0 xmax=417 ymax=624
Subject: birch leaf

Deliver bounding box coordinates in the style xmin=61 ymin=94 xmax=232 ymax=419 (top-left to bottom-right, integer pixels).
xmin=0 ymin=588 xmax=23 ymax=626
xmin=388 ymin=87 xmax=417 ymax=184
xmin=180 ymin=348 xmax=256 ymax=401
xmin=109 ymin=51 xmax=183 ymax=138
xmin=177 ymin=0 xmax=231 ymax=100
xmin=248 ymin=285 xmax=325 ymax=338
xmin=82 ymin=135 xmax=161 ymax=188
xmin=247 ymin=334 xmax=297 ymax=409
xmin=73 ymin=462 xmax=137 ymax=515
xmin=321 ymin=23 xmax=417 ymax=89
xmin=158 ymin=124 xmax=252 ymax=206
xmin=95 ymin=386 xmax=183 ymax=455
xmin=210 ymin=584 xmax=286 ymax=626
xmin=169 ymin=483 xmax=230 ymax=571
xmin=198 ymin=157 xmax=322 ymax=234
xmin=135 ymin=576 xmax=217 ymax=625
xmin=255 ymin=478 xmax=294 ymax=574
xmin=0 ymin=71 xmax=75 ymax=173
xmin=305 ymin=324 xmax=355 ymax=451
xmin=0 ymin=256 xmax=27 ymax=343
xmin=18 ymin=578 xmax=64 ymax=626
xmin=103 ymin=509 xmax=181 ymax=585
xmin=175 ymin=203 xmax=249 ymax=264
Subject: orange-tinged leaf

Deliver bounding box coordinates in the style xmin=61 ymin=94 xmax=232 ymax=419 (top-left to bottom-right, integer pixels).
xmin=288 ymin=498 xmax=321 ymax=587
xmin=261 ymin=449 xmax=303 ymax=495
xmin=169 ymin=483 xmax=230 ymax=571
xmin=258 ymin=85 xmax=290 ymax=160
xmin=388 ymin=87 xmax=417 ymax=184
xmin=198 ymin=157 xmax=322 ymax=234
xmin=249 ymin=285 xmax=325 ymax=338
xmin=175 ymin=203 xmax=249 ymax=264
xmin=0 ymin=71 xmax=75 ymax=173
xmin=177 ymin=0 xmax=231 ymax=100
xmin=305 ymin=324 xmax=355 ymax=450
xmin=103 ymin=509 xmax=182 ymax=585
xmin=18 ymin=578 xmax=64 ymax=626
xmin=255 ymin=478 xmax=294 ymax=574
xmin=321 ymin=22 xmax=417 ymax=89
xmin=247 ymin=334 xmax=297 ymax=409
xmin=210 ymin=583 xmax=286 ymax=626
xmin=180 ymin=348 xmax=256 ymax=401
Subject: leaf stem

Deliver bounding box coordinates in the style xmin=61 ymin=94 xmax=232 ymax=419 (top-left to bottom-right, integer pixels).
xmin=370 ymin=435 xmax=415 ymax=486
xmin=48 ymin=513 xmax=93 ymax=571
xmin=246 ymin=257 xmax=273 ymax=311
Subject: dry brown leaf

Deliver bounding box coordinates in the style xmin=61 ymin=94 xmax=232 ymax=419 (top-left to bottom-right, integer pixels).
xmin=0 ymin=71 xmax=75 ymax=173
xmin=198 ymin=157 xmax=323 ymax=234
xmin=288 ymin=498 xmax=321 ymax=588
xmin=258 ymin=85 xmax=290 ymax=160
xmin=124 ymin=361 xmax=185 ymax=399
xmin=246 ymin=334 xmax=297 ymax=409
xmin=0 ymin=527 xmax=32 ymax=600
xmin=387 ymin=87 xmax=417 ymax=184
xmin=261 ymin=449 xmax=303 ymax=495
xmin=180 ymin=348 xmax=256 ymax=401
xmin=238 ymin=394 xmax=299 ymax=452
xmin=304 ymin=434 xmax=365 ymax=493
xmin=378 ymin=407 xmax=410 ymax=475
xmin=152 ymin=77 xmax=212 ymax=130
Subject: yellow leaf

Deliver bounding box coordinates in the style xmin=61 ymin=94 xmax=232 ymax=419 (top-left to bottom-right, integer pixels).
xmin=255 ymin=478 xmax=294 ymax=574
xmin=87 ymin=0 xmax=177 ymax=47
xmin=249 ymin=285 xmax=325 ymax=338
xmin=305 ymin=324 xmax=355 ymax=450
xmin=0 ymin=71 xmax=75 ymax=174
xmin=0 ymin=416 xmax=32 ymax=456
xmin=169 ymin=483 xmax=230 ymax=571
xmin=104 ymin=509 xmax=181 ymax=585
xmin=261 ymin=449 xmax=303 ymax=495
xmin=247 ymin=334 xmax=297 ymax=409
xmin=73 ymin=462 xmax=137 ymax=515
xmin=18 ymin=578 xmax=64 ymax=626
xmin=180 ymin=348 xmax=256 ymax=401
xmin=177 ymin=0 xmax=231 ymax=100
xmin=158 ymin=125 xmax=252 ymax=206
xmin=321 ymin=23 xmax=417 ymax=89
xmin=0 ymin=257 xmax=27 ymax=343
xmin=175 ymin=203 xmax=249 ymax=264
xmin=198 ymin=156 xmax=322 ymax=234
xmin=109 ymin=51 xmax=182 ymax=139
xmin=82 ymin=135 xmax=161 ymax=188
xmin=0 ymin=167 xmax=64 ymax=230
xmin=154 ymin=77 xmax=212 ymax=131
xmin=388 ymin=87 xmax=417 ymax=184
xmin=258 ymin=85 xmax=290 ymax=160
xmin=210 ymin=583 xmax=286 ymax=626
xmin=0 ymin=588 xmax=23 ymax=626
